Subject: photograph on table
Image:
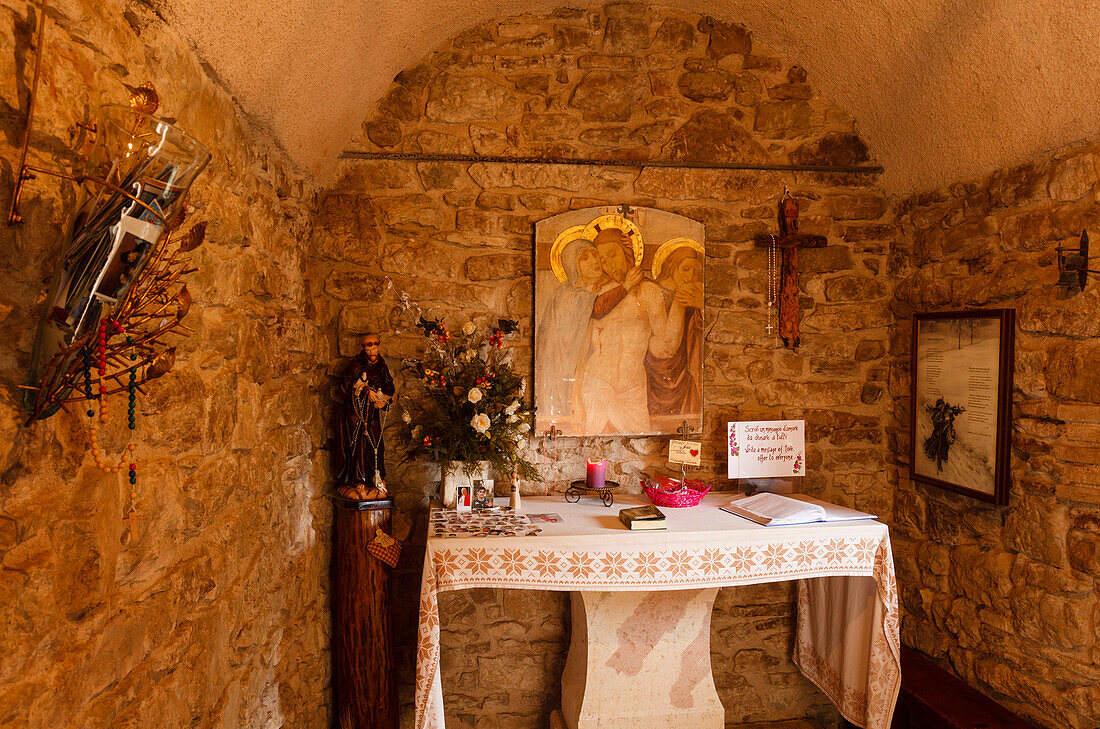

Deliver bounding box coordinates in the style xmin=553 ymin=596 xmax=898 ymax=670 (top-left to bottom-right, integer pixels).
xmin=471 ymin=479 xmax=494 ymax=510
xmin=910 ymin=309 xmax=1015 ymax=504
xmin=534 ymin=206 xmax=705 ymax=437
xmin=527 ymin=513 xmax=562 ymax=523
xmin=427 ymin=509 xmax=541 ymax=538
xmin=455 ymin=485 xmax=472 ymax=512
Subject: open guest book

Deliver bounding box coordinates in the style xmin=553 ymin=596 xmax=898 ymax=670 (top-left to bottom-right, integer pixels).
xmin=721 ymin=493 xmax=876 ymax=526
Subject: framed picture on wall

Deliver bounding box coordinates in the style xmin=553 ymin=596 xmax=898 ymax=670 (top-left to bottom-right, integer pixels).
xmin=533 ymin=206 xmax=706 ymax=437
xmin=909 ymin=309 xmax=1015 ymax=504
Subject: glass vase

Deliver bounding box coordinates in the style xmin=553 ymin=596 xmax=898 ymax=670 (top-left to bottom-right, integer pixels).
xmin=440 ymin=461 xmax=491 ymax=508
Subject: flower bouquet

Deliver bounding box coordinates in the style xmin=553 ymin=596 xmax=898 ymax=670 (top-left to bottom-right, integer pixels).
xmin=399 ymin=317 xmax=540 ymax=486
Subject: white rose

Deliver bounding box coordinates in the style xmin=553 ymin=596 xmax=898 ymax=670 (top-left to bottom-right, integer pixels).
xmin=519 ymin=378 xmax=527 ymax=396
xmin=518 ymin=422 xmax=530 ymax=433
xmin=471 ymin=413 xmax=491 ymax=434
xmin=467 ymin=387 xmax=483 ymax=403
xmin=401 ymin=409 xmax=411 ymax=424
xmin=505 ymin=400 xmax=520 ymax=415
xmin=462 ymin=321 xmax=477 ymax=336
xmin=507 ymin=414 xmax=518 ymax=423
xmin=411 ymin=425 xmax=421 ymax=439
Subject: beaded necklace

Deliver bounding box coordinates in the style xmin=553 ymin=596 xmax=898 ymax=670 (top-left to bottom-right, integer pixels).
xmin=352 ymin=375 xmax=389 ymax=489
xmin=83 ymin=319 xmax=140 ymax=534
xmin=766 ymin=233 xmax=779 ymax=346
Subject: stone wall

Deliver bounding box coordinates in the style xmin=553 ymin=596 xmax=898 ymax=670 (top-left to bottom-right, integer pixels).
xmin=311 ymin=5 xmax=895 ymax=727
xmin=0 ymin=2 xmax=330 ymax=728
xmin=890 ymin=140 xmax=1100 ymax=728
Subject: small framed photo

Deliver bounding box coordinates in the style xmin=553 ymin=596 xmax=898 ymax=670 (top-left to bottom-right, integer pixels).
xmin=472 ymin=479 xmax=494 ymax=510
xmin=456 ymin=485 xmax=472 ymax=512
xmin=910 ymin=309 xmax=1015 ymax=504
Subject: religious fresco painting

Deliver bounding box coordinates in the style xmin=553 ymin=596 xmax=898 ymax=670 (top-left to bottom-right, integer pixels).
xmin=534 ymin=206 xmax=705 ymax=437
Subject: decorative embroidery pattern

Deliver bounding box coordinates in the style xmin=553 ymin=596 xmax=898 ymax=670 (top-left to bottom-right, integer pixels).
xmin=414 ymin=531 xmax=900 ymax=729
xmin=793 ymin=539 xmax=901 ymax=729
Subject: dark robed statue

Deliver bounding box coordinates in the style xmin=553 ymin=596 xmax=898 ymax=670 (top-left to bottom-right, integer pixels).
xmin=335 ymin=334 xmax=395 ymax=496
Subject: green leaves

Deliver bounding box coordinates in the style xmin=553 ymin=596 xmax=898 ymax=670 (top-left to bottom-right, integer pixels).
xmin=398 ymin=317 xmax=539 ymax=481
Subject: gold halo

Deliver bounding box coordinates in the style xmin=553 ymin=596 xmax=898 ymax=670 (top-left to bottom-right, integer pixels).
xmin=583 ymin=214 xmax=644 ymax=267
xmin=549 ymin=225 xmax=595 ymax=283
xmin=651 ymin=237 xmax=705 ymax=280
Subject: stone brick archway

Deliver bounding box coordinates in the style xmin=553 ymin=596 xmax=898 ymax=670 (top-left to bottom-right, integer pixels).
xmin=311 ymin=5 xmax=894 ymax=728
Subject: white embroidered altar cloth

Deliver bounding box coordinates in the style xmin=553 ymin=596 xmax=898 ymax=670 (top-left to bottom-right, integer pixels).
xmin=415 ymin=495 xmax=900 ymax=729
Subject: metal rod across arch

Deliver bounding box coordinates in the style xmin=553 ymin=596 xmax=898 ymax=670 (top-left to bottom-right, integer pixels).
xmin=339 ymin=149 xmax=884 ymax=175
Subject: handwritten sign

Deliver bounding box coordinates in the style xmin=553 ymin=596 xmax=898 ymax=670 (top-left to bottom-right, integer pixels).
xmin=668 ymin=439 xmax=702 ymax=466
xmin=727 ymin=420 xmax=805 ymax=479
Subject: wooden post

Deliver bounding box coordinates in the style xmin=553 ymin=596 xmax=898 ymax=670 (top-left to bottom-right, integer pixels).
xmin=332 ymin=496 xmax=398 ymax=729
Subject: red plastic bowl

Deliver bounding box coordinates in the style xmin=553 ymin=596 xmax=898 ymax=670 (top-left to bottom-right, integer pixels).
xmin=642 ymin=476 xmax=711 ymax=508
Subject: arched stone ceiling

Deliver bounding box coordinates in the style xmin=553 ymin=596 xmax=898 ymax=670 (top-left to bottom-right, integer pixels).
xmin=156 ymin=0 xmax=1100 ymax=194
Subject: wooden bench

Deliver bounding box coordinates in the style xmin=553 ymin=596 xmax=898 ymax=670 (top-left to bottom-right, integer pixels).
xmin=886 ymin=647 xmax=1039 ymax=729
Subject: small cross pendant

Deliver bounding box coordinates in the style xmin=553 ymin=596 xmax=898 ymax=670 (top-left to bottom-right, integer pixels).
xmin=123 ymin=509 xmax=142 ymax=537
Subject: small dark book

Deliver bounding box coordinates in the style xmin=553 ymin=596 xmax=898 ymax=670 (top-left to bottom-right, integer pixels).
xmin=618 ymin=504 xmax=667 ymax=530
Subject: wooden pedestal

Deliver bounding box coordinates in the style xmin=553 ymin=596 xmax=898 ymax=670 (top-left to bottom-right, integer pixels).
xmin=332 ymin=496 xmax=397 ymax=729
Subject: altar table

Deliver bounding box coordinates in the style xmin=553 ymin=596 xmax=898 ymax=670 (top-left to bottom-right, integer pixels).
xmin=414 ymin=494 xmax=900 ymax=729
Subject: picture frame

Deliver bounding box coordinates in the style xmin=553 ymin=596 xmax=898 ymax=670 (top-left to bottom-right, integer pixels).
xmin=471 ymin=479 xmax=494 ymax=510
xmin=909 ymin=309 xmax=1015 ymax=504
xmin=455 ymin=485 xmax=472 ymax=512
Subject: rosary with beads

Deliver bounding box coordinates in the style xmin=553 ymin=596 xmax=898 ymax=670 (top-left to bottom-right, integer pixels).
xmin=353 ymin=376 xmax=390 ymax=494
xmin=83 ymin=319 xmax=141 ymax=535
xmin=765 ymin=234 xmax=780 ymax=346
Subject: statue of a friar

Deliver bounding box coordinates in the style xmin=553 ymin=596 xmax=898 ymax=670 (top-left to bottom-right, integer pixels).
xmin=334 ymin=333 xmax=395 ymax=499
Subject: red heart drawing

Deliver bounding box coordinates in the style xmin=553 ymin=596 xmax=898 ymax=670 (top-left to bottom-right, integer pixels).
xmin=690 ymin=449 xmax=699 ymax=456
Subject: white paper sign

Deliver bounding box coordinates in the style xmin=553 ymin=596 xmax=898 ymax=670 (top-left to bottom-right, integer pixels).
xmin=668 ymin=440 xmax=702 ymax=466
xmin=727 ymin=420 xmax=805 ymax=479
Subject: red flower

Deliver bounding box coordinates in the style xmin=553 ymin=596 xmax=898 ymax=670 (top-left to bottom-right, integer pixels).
xmin=423 ymin=436 xmax=433 ymax=446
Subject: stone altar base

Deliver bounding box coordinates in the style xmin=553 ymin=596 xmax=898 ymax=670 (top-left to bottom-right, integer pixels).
xmin=552 ymin=715 xmax=824 ymax=729
xmin=557 ymin=588 xmax=724 ymax=729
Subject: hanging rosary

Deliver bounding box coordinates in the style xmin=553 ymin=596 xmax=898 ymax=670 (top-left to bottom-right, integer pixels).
xmin=765 ymin=234 xmax=780 ymax=346
xmin=83 ymin=319 xmax=141 ymax=536
xmin=353 ymin=377 xmax=390 ymax=494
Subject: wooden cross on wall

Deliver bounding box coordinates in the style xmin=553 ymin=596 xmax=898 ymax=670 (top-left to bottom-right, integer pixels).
xmin=754 ymin=198 xmax=827 ymax=348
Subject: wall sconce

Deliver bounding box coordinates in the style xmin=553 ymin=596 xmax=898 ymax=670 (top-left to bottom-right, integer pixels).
xmin=1057 ymin=229 xmax=1097 ymax=294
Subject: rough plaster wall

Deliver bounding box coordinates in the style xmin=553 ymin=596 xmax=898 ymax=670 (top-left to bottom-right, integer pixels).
xmin=154 ymin=0 xmax=1100 ymax=194
xmin=0 ymin=1 xmax=331 ymax=727
xmin=889 ymin=140 xmax=1100 ymax=729
xmin=309 ymin=5 xmax=896 ymax=726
